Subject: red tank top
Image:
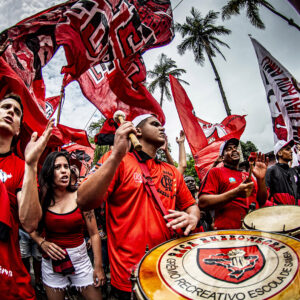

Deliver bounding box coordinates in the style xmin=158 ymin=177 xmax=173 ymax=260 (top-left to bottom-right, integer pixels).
xmin=44 ymin=207 xmax=86 ymax=248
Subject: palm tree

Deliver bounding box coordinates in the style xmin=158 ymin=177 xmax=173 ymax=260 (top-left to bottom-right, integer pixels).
xmin=222 ymin=0 xmax=300 ymax=31
xmin=147 ymin=53 xmax=189 ymax=107
xmin=175 ymin=9 xmax=232 ymax=116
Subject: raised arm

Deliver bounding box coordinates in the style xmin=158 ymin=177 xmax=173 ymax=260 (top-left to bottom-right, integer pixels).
xmin=176 ymin=130 xmax=187 ymax=174
xmin=252 ymin=152 xmax=269 ymax=206
xmin=18 ymin=119 xmax=54 ymax=233
xmin=77 ymin=122 xmax=136 ymax=210
xmin=160 ymin=135 xmax=175 ymax=166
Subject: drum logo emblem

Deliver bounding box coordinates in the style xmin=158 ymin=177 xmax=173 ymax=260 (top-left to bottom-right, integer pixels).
xmin=197 ymin=245 xmax=265 ymax=284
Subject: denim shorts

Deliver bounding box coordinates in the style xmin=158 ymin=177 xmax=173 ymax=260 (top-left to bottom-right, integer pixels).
xmin=19 ymin=229 xmax=42 ymax=261
xmin=42 ymin=241 xmax=94 ymax=289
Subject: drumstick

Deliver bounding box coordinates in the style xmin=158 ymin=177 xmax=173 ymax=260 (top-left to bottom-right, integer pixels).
xmin=113 ymin=110 xmax=142 ymax=151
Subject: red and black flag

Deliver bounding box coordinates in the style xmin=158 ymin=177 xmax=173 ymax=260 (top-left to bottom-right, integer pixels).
xmin=170 ymin=75 xmax=246 ymax=180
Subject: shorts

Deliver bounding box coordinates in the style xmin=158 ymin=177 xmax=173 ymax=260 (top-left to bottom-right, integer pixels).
xmin=19 ymin=229 xmax=42 ymax=261
xmin=42 ymin=241 xmax=94 ymax=290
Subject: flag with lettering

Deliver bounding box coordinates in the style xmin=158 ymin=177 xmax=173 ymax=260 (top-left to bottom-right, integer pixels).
xmin=251 ymin=37 xmax=300 ymax=145
xmin=1 ymin=0 xmax=171 ymax=124
xmin=63 ymin=0 xmax=173 ymax=123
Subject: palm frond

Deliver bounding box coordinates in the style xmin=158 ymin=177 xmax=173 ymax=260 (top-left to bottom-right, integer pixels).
xmin=222 ymin=0 xmax=244 ymax=20
xmin=246 ymin=1 xmax=265 ymax=29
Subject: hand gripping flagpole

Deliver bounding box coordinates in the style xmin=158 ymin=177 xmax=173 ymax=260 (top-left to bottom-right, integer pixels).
xmin=113 ymin=110 xmax=142 ymax=151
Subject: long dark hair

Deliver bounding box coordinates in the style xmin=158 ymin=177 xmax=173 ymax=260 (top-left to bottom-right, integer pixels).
xmin=38 ymin=152 xmax=76 ymax=228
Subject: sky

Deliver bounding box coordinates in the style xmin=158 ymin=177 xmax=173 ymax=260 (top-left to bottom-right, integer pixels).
xmin=0 ymin=0 xmax=299 ymax=161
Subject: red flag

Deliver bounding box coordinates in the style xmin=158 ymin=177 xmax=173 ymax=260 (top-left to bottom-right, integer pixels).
xmin=197 ymin=115 xmax=247 ymax=145
xmin=57 ymin=124 xmax=91 ymax=148
xmin=45 ymin=96 xmax=60 ymax=119
xmin=0 ymin=57 xmax=66 ymax=161
xmin=1 ymin=0 xmax=172 ymax=124
xmin=62 ymin=143 xmax=95 ymax=177
xmin=0 ymin=57 xmax=48 ymax=135
xmin=94 ymin=118 xmax=117 ymax=146
xmin=0 ymin=1 xmax=67 ymax=113
xmin=170 ymin=75 xmax=246 ymax=180
xmin=78 ymin=58 xmax=165 ymax=123
xmin=169 ymin=75 xmax=207 ymax=155
xmin=56 ymin=0 xmax=173 ymax=123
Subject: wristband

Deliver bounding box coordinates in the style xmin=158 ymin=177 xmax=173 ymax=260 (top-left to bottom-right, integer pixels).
xmin=39 ymin=239 xmax=46 ymax=248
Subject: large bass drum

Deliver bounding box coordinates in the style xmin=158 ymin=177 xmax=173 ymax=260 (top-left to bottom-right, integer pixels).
xmin=243 ymin=205 xmax=300 ymax=237
xmin=133 ymin=230 xmax=300 ymax=300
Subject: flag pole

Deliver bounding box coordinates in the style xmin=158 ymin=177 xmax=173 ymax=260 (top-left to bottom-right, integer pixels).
xmin=84 ymin=107 xmax=98 ymax=130
xmin=56 ymin=84 xmax=65 ymax=126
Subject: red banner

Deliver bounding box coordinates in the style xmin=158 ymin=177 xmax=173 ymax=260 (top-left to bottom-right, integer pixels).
xmin=62 ymin=143 xmax=95 ymax=176
xmin=0 ymin=1 xmax=67 ymax=114
xmin=57 ymin=124 xmax=91 ymax=148
xmin=169 ymin=75 xmax=207 ymax=155
xmin=170 ymin=75 xmax=246 ymax=180
xmin=1 ymin=0 xmax=172 ymax=124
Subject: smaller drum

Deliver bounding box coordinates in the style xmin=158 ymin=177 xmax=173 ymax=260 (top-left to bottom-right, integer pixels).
xmin=243 ymin=205 xmax=300 ymax=237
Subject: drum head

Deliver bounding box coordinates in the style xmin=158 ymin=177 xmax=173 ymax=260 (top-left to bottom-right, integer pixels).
xmin=137 ymin=230 xmax=300 ymax=300
xmin=243 ymin=205 xmax=300 ymax=234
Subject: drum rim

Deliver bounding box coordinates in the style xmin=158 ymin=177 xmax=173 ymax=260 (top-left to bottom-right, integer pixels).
xmin=135 ymin=230 xmax=300 ymax=299
xmin=243 ymin=205 xmax=300 ymax=234
xmin=136 ymin=236 xmax=178 ymax=300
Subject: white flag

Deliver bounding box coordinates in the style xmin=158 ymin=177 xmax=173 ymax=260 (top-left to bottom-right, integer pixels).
xmin=251 ymin=37 xmax=300 ymax=145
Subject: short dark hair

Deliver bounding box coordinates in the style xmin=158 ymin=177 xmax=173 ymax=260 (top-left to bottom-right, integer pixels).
xmin=1 ymin=93 xmax=24 ymax=123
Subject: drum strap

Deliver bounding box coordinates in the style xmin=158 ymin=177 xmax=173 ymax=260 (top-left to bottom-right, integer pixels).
xmin=133 ymin=151 xmax=179 ymax=238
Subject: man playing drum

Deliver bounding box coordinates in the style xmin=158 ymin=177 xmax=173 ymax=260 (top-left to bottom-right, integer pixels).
xmin=77 ymin=114 xmax=200 ymax=299
xmin=198 ymin=138 xmax=268 ymax=230
xmin=265 ymin=139 xmax=299 ymax=205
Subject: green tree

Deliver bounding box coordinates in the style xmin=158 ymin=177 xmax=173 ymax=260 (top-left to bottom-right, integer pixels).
xmin=175 ymin=9 xmax=232 ymax=116
xmin=240 ymin=140 xmax=258 ymax=160
xmin=147 ymin=53 xmax=189 ymax=107
xmin=222 ymin=0 xmax=300 ymax=31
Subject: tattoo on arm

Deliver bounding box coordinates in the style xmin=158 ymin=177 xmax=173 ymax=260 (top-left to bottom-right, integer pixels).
xmin=84 ymin=210 xmax=95 ymax=223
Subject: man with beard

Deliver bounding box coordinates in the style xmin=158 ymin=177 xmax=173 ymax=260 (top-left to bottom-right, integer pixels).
xmin=198 ymin=138 xmax=268 ymax=230
xmin=78 ymin=114 xmax=200 ymax=299
xmin=266 ymin=140 xmax=299 ymax=205
xmin=0 ymin=93 xmax=53 ymax=299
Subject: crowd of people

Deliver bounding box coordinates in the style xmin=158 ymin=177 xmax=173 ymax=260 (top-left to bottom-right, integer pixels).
xmin=0 ymin=93 xmax=299 ymax=299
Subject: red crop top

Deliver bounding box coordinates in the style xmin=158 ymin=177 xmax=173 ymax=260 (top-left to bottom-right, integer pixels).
xmin=44 ymin=207 xmax=86 ymax=249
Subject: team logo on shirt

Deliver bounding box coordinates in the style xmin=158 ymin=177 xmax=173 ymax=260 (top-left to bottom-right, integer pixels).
xmin=161 ymin=175 xmax=172 ymax=192
xmin=0 ymin=169 xmax=12 ymax=183
xmin=133 ymin=172 xmax=143 ymax=183
xmin=229 ymin=177 xmax=236 ymax=183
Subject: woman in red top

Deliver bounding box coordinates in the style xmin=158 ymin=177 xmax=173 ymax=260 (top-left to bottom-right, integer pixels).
xmin=31 ymin=152 xmax=105 ymax=300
